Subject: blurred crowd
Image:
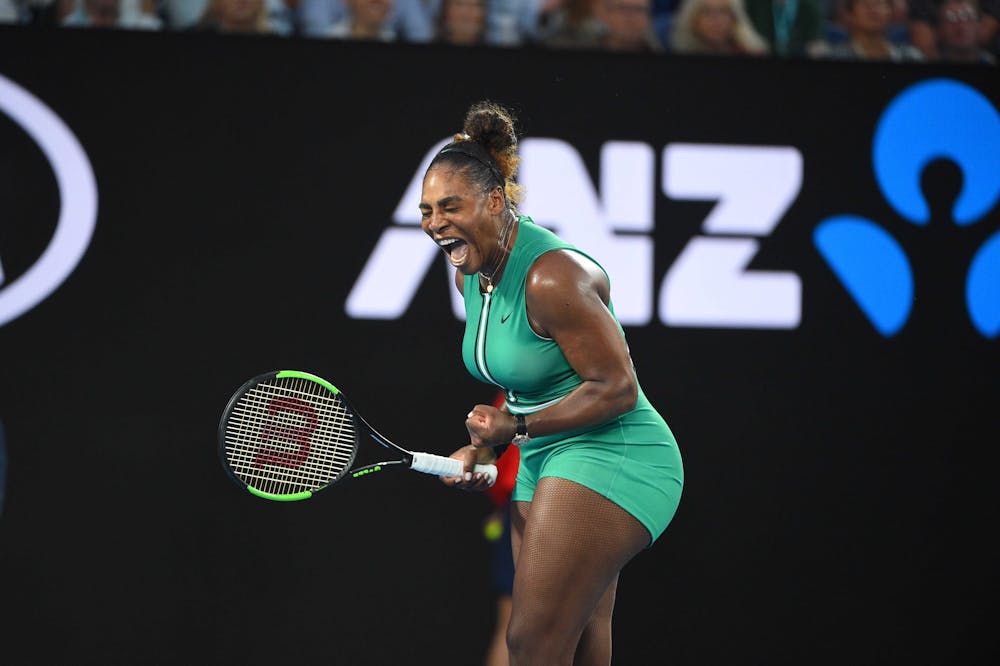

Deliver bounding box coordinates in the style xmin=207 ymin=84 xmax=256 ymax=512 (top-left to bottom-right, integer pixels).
xmin=1 ymin=0 xmax=996 ymax=64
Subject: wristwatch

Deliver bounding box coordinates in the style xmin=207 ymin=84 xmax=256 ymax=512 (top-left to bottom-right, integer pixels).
xmin=512 ymin=413 xmax=530 ymax=446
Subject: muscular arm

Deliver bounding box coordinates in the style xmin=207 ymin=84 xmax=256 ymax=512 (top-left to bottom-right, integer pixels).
xmin=519 ymin=250 xmax=638 ymax=439
xmin=458 ymin=249 xmax=638 ymax=483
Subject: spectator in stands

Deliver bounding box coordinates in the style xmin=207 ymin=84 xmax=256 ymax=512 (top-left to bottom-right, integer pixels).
xmin=198 ymin=0 xmax=280 ymax=31
xmin=1 ymin=0 xmax=20 ymax=21
xmin=3 ymin=0 xmax=59 ymax=24
xmin=651 ymin=0 xmax=680 ymax=37
xmin=436 ymin=0 xmax=486 ymax=44
xmin=25 ymin=0 xmax=59 ymax=22
xmin=485 ymin=0 xmax=543 ymax=44
xmin=934 ymin=0 xmax=997 ymax=61
xmin=744 ymin=0 xmax=829 ymax=55
xmin=544 ymin=0 xmax=609 ymax=47
xmin=164 ymin=0 xmax=291 ymax=32
xmin=162 ymin=0 xmax=208 ymax=27
xmin=534 ymin=0 xmax=587 ymax=41
xmin=61 ymin=0 xmax=162 ymax=27
xmin=829 ymin=0 xmax=924 ymax=58
xmin=824 ymin=0 xmax=908 ymax=45
xmin=298 ymin=0 xmax=435 ymax=40
xmin=670 ymin=0 xmax=769 ymax=53
xmin=323 ymin=0 xmax=396 ymax=38
xmin=547 ymin=0 xmax=663 ymax=50
xmin=909 ymin=0 xmax=999 ymax=56
xmin=599 ymin=0 xmax=664 ymax=49
xmin=888 ymin=0 xmax=910 ymax=34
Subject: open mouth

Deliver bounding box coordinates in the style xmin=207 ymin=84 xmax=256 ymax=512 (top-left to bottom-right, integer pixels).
xmin=438 ymin=238 xmax=470 ymax=266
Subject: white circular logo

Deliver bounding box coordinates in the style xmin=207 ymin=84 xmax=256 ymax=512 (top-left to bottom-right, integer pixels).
xmin=0 ymin=73 xmax=98 ymax=328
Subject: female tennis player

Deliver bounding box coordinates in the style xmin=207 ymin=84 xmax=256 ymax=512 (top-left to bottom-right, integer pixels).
xmin=420 ymin=101 xmax=684 ymax=665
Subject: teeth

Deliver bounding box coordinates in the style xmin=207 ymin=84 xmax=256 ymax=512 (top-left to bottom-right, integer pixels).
xmin=438 ymin=238 xmax=460 ymax=247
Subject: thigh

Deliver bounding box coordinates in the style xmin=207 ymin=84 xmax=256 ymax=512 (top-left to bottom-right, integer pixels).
xmin=509 ymin=477 xmax=649 ymax=636
xmin=510 ymin=499 xmax=530 ymax=570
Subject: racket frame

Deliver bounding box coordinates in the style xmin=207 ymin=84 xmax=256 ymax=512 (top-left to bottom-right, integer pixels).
xmin=219 ymin=370 xmax=431 ymax=501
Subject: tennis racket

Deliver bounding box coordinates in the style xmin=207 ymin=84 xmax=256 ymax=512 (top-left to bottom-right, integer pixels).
xmin=218 ymin=370 xmax=497 ymax=501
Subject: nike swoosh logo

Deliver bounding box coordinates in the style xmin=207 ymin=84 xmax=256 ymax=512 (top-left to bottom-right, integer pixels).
xmin=501 ymin=312 xmax=512 ymax=323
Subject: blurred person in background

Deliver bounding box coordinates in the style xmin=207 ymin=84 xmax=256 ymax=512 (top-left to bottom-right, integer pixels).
xmin=744 ymin=0 xmax=829 ymax=55
xmin=1 ymin=0 xmax=21 ymax=21
xmin=4 ymin=0 xmax=60 ymax=25
xmin=829 ymin=0 xmax=924 ymax=58
xmin=537 ymin=0 xmax=601 ymax=43
xmin=298 ymin=0 xmax=435 ymax=40
xmin=484 ymin=0 xmax=546 ymax=45
xmin=598 ymin=0 xmax=664 ymax=49
xmin=198 ymin=0 xmax=281 ymax=32
xmin=934 ymin=0 xmax=996 ymax=61
xmin=546 ymin=0 xmax=663 ymax=50
xmin=436 ymin=0 xmax=487 ymax=44
xmin=650 ymin=0 xmax=679 ymax=41
xmin=544 ymin=0 xmax=610 ymax=47
xmin=909 ymin=0 xmax=999 ymax=56
xmin=60 ymin=0 xmax=162 ymax=27
xmin=165 ymin=0 xmax=293 ymax=32
xmin=670 ymin=0 xmax=768 ymax=53
xmin=324 ymin=0 xmax=396 ymax=38
xmin=825 ymin=0 xmax=909 ymax=44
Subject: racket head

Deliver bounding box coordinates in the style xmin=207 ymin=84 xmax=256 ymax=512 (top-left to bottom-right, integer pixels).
xmin=218 ymin=370 xmax=360 ymax=501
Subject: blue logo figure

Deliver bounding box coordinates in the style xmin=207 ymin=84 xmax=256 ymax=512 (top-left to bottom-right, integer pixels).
xmin=814 ymin=79 xmax=1000 ymax=338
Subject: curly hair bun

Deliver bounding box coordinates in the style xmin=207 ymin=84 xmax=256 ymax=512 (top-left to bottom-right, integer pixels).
xmin=457 ymin=101 xmax=522 ymax=203
xmin=463 ymin=101 xmax=517 ymax=155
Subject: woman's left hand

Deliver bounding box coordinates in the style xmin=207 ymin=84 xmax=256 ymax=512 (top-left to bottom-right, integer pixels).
xmin=442 ymin=443 xmax=497 ymax=491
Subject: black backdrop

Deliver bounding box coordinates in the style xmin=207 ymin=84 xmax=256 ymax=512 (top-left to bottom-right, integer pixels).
xmin=0 ymin=27 xmax=998 ymax=665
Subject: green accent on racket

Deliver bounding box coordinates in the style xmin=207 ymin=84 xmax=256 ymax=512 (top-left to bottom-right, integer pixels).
xmin=276 ymin=369 xmax=340 ymax=394
xmin=248 ymin=486 xmax=313 ymax=502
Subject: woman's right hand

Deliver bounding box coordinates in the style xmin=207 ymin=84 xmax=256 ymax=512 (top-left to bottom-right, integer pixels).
xmin=466 ymin=404 xmax=517 ymax=448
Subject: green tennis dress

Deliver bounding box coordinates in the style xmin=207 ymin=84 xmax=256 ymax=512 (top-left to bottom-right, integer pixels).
xmin=461 ymin=217 xmax=683 ymax=543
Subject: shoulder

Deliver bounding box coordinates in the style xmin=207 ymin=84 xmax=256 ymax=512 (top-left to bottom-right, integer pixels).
xmin=526 ymin=249 xmax=610 ymax=306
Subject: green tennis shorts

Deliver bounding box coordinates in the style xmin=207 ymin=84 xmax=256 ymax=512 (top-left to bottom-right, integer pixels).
xmin=511 ymin=402 xmax=684 ymax=544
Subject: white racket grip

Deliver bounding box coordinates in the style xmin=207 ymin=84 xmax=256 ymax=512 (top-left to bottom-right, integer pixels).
xmin=410 ymin=452 xmax=498 ymax=487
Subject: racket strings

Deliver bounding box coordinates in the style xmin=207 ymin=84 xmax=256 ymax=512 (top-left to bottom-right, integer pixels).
xmin=224 ymin=377 xmax=358 ymax=495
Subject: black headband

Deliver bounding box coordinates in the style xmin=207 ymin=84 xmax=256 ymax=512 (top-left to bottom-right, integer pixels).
xmin=438 ymin=140 xmax=505 ymax=186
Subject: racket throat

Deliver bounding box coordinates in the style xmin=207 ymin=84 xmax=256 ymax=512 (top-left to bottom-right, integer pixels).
xmin=350 ymin=459 xmax=408 ymax=479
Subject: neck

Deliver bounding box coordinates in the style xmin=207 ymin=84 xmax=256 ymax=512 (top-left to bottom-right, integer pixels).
xmin=479 ymin=211 xmax=518 ymax=291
